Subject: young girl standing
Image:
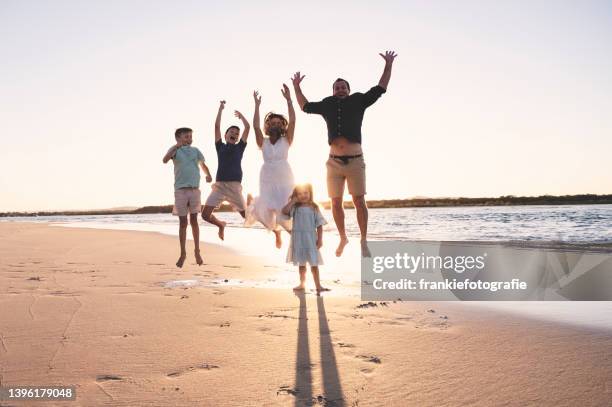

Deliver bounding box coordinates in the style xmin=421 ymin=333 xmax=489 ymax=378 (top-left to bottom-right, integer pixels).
xmin=282 ymin=184 xmax=330 ymax=294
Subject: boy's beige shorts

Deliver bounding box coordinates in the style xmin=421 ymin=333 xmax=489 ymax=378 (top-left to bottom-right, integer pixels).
xmin=173 ymin=187 xmax=201 ymax=217
xmin=204 ymin=181 xmax=246 ymax=212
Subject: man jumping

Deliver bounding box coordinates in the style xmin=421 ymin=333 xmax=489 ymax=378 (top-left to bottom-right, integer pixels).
xmin=292 ymin=50 xmax=397 ymax=257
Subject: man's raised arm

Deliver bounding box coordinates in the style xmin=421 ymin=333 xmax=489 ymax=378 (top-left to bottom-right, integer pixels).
xmin=291 ymin=72 xmax=308 ymax=111
xmin=377 ymin=50 xmax=398 ymax=90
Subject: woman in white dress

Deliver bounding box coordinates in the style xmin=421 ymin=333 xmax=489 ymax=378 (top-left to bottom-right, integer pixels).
xmin=244 ymin=84 xmax=296 ymax=248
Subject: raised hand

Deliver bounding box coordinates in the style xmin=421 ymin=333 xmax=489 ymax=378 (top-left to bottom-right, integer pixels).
xmin=379 ymin=50 xmax=398 ymax=64
xmin=281 ymin=83 xmax=291 ymax=100
xmin=219 ymin=100 xmax=226 ymax=110
xmin=291 ymin=72 xmax=305 ymax=87
xmin=253 ymin=91 xmax=261 ymax=106
xmin=234 ymin=110 xmax=245 ymax=120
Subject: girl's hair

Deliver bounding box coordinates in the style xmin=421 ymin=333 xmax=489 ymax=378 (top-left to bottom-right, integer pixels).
xmin=263 ymin=112 xmax=288 ymax=136
xmin=289 ymin=183 xmax=320 ymax=211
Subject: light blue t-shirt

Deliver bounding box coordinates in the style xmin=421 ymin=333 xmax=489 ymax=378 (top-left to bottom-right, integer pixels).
xmin=171 ymin=146 xmax=205 ymax=190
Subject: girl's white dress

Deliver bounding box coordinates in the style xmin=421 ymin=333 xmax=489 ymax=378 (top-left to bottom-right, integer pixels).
xmin=286 ymin=205 xmax=327 ymax=266
xmin=245 ymin=137 xmax=295 ymax=231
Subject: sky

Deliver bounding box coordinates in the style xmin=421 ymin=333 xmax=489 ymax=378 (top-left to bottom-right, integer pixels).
xmin=1 ymin=0 xmax=611 ymax=211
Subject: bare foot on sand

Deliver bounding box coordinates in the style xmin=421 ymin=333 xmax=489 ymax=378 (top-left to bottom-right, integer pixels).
xmin=274 ymin=230 xmax=282 ymax=249
xmin=293 ymin=285 xmax=305 ymax=291
xmin=194 ymin=250 xmax=203 ymax=266
xmin=316 ymin=287 xmax=331 ymax=295
xmin=176 ymin=252 xmax=186 ymax=268
xmin=335 ymin=236 xmax=349 ymax=257
xmin=218 ymin=222 xmax=226 ymax=241
xmin=361 ymin=240 xmax=371 ymax=258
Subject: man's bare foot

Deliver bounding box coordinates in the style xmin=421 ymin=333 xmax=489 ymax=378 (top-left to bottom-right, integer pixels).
xmin=194 ymin=250 xmax=203 ymax=266
xmin=335 ymin=236 xmax=349 ymax=257
xmin=218 ymin=221 xmax=226 ymax=241
xmin=360 ymin=240 xmax=371 ymax=258
xmin=176 ymin=253 xmax=186 ymax=268
xmin=316 ymin=287 xmax=331 ymax=296
xmin=274 ymin=230 xmax=282 ymax=249
xmin=293 ymin=285 xmax=305 ymax=291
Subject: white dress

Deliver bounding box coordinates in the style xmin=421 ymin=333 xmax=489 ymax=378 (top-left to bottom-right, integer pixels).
xmin=245 ymin=137 xmax=295 ymax=231
xmin=286 ymin=205 xmax=327 ymax=266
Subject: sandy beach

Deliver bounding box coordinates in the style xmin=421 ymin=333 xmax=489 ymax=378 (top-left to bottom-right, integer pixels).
xmin=1 ymin=223 xmax=612 ymax=406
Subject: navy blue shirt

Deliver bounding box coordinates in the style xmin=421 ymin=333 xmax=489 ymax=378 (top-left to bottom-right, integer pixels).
xmin=303 ymin=85 xmax=386 ymax=145
xmin=215 ymin=139 xmax=247 ymax=182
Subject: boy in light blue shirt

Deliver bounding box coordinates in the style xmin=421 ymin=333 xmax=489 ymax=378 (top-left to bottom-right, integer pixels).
xmin=163 ymin=127 xmax=212 ymax=268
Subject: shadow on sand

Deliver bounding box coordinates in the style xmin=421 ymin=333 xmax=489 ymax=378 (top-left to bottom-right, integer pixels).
xmin=294 ymin=292 xmax=345 ymax=406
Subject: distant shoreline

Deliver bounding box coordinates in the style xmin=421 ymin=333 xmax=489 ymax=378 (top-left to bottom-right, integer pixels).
xmin=2 ymin=194 xmax=611 ymax=218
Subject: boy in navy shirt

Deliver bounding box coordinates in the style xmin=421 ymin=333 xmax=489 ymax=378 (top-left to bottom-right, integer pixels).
xmin=202 ymin=100 xmax=249 ymax=240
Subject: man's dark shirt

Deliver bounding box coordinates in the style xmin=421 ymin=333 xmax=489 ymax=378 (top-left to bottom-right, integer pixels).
xmin=215 ymin=139 xmax=247 ymax=182
xmin=303 ymin=85 xmax=386 ymax=145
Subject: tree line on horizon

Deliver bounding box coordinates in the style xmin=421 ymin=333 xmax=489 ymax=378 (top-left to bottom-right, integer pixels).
xmin=2 ymin=194 xmax=611 ymax=217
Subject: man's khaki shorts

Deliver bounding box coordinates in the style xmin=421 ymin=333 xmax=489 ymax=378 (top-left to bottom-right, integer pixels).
xmin=326 ymin=155 xmax=366 ymax=198
xmin=204 ymin=181 xmax=247 ymax=212
xmin=173 ymin=187 xmax=202 ymax=217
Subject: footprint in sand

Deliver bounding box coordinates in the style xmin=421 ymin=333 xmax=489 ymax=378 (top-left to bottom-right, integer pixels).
xmin=341 ymin=313 xmax=364 ymax=319
xmin=312 ymin=394 xmax=344 ymax=406
xmin=96 ymin=375 xmax=123 ymax=382
xmin=256 ymin=326 xmax=283 ymax=337
xmin=166 ymin=363 xmax=219 ymax=378
xmin=337 ymin=342 xmax=356 ymax=348
xmin=375 ymin=319 xmax=403 ymax=326
xmin=356 ymin=355 xmax=382 ymax=364
xmin=360 ymin=367 xmax=375 ymax=376
xmin=356 ymin=301 xmax=389 ymax=309
xmin=257 ymin=311 xmax=296 ymax=320
xmin=276 ymin=385 xmax=299 ymax=396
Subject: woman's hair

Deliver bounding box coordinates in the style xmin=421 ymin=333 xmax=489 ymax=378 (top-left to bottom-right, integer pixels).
xmin=289 ymin=183 xmax=320 ymax=211
xmin=263 ymin=112 xmax=288 ymax=136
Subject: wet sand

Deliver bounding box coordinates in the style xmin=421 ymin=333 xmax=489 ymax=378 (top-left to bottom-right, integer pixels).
xmin=1 ymin=223 xmax=611 ymax=406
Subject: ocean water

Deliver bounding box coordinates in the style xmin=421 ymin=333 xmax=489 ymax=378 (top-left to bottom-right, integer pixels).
xmin=4 ymin=204 xmax=612 ymax=243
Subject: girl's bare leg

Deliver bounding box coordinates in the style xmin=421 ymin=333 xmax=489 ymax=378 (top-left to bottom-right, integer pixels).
xmin=293 ymin=266 xmax=306 ymax=291
xmin=311 ymin=266 xmax=330 ymax=294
